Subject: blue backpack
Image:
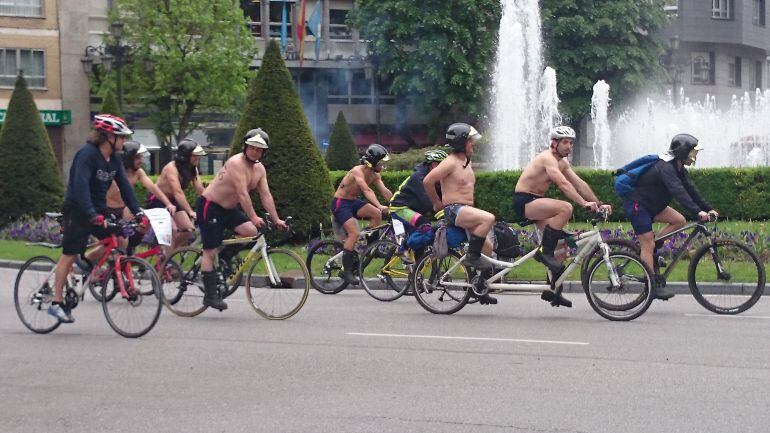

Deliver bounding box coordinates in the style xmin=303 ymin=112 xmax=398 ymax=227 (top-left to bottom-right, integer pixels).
xmin=613 ymin=154 xmax=660 ymax=198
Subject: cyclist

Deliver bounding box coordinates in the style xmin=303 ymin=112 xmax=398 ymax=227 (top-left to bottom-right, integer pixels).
xmin=423 ymin=123 xmax=497 ymax=305
xmin=331 ymin=144 xmax=393 ymax=285
xmin=49 ymin=114 xmax=145 ymax=323
xmin=621 ymin=133 xmax=718 ymax=300
xmin=389 ymin=149 xmax=448 ymax=231
xmin=197 ymin=128 xmax=288 ymax=310
xmin=149 ymin=138 xmax=206 ymax=250
xmin=513 ymin=125 xmax=612 ymax=307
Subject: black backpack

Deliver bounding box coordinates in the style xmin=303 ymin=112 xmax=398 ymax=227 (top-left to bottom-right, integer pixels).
xmin=494 ymin=221 xmax=522 ymax=259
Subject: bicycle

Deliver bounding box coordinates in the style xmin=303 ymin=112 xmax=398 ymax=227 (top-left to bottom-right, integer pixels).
xmin=356 ymin=218 xmax=419 ymax=301
xmin=410 ymin=210 xmax=656 ymax=321
xmin=593 ymin=216 xmax=766 ymax=314
xmin=14 ymin=213 xmax=163 ymax=338
xmin=160 ymin=216 xmax=309 ymax=319
xmin=305 ymin=218 xmax=396 ymax=294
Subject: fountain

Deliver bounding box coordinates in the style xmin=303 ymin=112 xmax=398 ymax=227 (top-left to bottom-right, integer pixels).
xmin=590 ymin=80 xmax=611 ymax=169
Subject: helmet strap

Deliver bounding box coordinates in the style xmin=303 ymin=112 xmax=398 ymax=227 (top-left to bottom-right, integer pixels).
xmin=463 ymin=155 xmax=471 ymax=168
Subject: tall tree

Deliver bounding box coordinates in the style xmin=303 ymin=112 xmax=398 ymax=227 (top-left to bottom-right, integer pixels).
xmin=114 ymin=0 xmax=256 ymax=148
xmin=350 ymin=0 xmax=501 ymax=137
xmin=0 ymin=74 xmax=64 ymax=225
xmin=229 ymin=40 xmax=333 ymax=239
xmin=325 ymin=111 xmax=359 ymax=171
xmin=100 ymin=87 xmax=122 ymax=117
xmin=541 ymin=0 xmax=669 ymax=119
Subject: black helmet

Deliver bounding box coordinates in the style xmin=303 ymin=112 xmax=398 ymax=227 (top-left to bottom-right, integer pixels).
xmin=361 ymin=144 xmax=390 ymax=168
xmin=667 ymin=133 xmax=703 ymax=161
xmin=445 ymin=123 xmax=481 ymax=152
xmin=175 ymin=138 xmax=206 ymax=164
xmin=121 ymin=140 xmax=148 ymax=169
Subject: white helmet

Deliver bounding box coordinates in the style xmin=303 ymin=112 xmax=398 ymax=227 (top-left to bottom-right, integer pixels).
xmin=550 ymin=126 xmax=576 ymax=140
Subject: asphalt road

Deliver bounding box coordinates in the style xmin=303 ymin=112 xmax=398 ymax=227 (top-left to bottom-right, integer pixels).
xmin=2 ymin=267 xmax=769 ymax=433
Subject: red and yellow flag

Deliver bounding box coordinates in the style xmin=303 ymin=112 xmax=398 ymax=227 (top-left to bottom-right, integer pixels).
xmin=296 ymin=0 xmax=307 ymax=67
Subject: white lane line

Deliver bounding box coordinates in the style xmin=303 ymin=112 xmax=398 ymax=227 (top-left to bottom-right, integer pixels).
xmin=347 ymin=332 xmax=589 ymax=346
xmin=685 ymin=313 xmax=770 ymax=320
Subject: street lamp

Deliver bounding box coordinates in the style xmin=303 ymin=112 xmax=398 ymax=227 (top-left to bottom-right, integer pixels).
xmin=662 ymin=35 xmax=690 ymax=106
xmin=80 ymin=20 xmax=131 ymax=111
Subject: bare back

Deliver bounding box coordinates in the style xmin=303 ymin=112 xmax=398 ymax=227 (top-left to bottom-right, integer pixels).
xmin=515 ymin=149 xmax=571 ymax=196
xmin=334 ymin=165 xmax=380 ymax=200
xmin=439 ymin=154 xmax=475 ymax=206
xmin=203 ymin=154 xmax=264 ymax=209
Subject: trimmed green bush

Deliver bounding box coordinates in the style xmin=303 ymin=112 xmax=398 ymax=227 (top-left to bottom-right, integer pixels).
xmin=227 ymin=40 xmax=332 ymax=238
xmin=325 ymin=111 xmax=359 ymax=170
xmin=0 ymin=74 xmax=64 ymax=226
xmin=100 ymin=87 xmax=123 ymax=117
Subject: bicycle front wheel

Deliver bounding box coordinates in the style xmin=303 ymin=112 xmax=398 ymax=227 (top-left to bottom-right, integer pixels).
xmin=160 ymin=247 xmax=208 ymax=317
xmin=585 ymin=251 xmax=654 ymax=321
xmin=14 ymin=256 xmax=61 ymax=334
xmin=245 ymin=248 xmax=310 ymax=320
xmin=412 ymin=250 xmax=471 ymax=314
xmin=101 ymin=256 xmax=162 ymax=338
xmin=306 ymin=239 xmax=348 ymax=294
xmin=359 ymin=239 xmax=412 ymax=302
xmin=689 ymin=239 xmax=766 ymax=314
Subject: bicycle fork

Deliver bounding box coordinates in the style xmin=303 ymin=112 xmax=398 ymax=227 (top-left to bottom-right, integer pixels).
xmin=708 ymin=244 xmax=731 ymax=280
xmin=600 ymin=243 xmax=622 ymax=287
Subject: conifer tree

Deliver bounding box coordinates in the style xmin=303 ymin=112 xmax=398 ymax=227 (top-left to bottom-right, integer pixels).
xmin=325 ymin=111 xmax=359 ymax=170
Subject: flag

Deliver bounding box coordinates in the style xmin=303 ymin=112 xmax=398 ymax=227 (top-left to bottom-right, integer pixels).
xmin=306 ymin=0 xmax=322 ymax=61
xmin=280 ymin=0 xmax=287 ymax=54
xmin=296 ymin=0 xmax=307 ymax=67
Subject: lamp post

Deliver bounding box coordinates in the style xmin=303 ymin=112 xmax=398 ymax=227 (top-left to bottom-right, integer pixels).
xmin=663 ymin=35 xmax=689 ymax=106
xmin=80 ymin=21 xmax=131 ymax=111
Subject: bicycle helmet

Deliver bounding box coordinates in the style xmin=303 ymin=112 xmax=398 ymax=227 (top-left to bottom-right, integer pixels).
xmin=445 ymin=123 xmax=481 ymax=152
xmin=666 ymin=133 xmax=703 ymax=162
xmin=550 ymin=126 xmax=576 ymax=141
xmin=93 ymin=114 xmax=133 ymax=136
xmin=121 ymin=140 xmax=148 ymax=169
xmin=424 ymin=149 xmax=448 ymax=164
xmin=244 ymin=128 xmax=270 ymax=149
xmin=175 ymin=138 xmax=206 ymax=164
xmin=361 ymin=144 xmax=390 ymax=168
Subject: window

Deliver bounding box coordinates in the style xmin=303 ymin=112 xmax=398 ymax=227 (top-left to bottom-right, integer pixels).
xmin=327 ymin=69 xmax=372 ymax=104
xmin=754 ymin=0 xmax=766 ymax=25
xmin=329 ymin=9 xmax=352 ymax=40
xmin=728 ymin=57 xmax=742 ymax=87
xmin=0 ymin=0 xmax=42 ymax=17
xmin=712 ymin=0 xmax=731 ymax=19
xmin=268 ymin=1 xmax=292 ymax=39
xmin=241 ymin=0 xmax=262 ymax=37
xmin=0 ymin=48 xmax=45 ymax=88
xmin=691 ymin=52 xmax=715 ymax=85
xmin=664 ymin=0 xmax=678 ymax=16
xmin=751 ymin=60 xmax=763 ymax=90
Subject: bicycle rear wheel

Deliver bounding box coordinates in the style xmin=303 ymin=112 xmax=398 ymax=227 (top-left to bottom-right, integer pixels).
xmin=245 ymin=248 xmax=310 ymax=319
xmin=584 ymin=251 xmax=654 ymax=321
xmin=159 ymin=247 xmax=208 ymax=317
xmin=101 ymin=256 xmax=162 ymax=338
xmin=14 ymin=256 xmax=61 ymax=334
xmin=306 ymin=239 xmax=348 ymax=294
xmin=359 ymin=239 xmax=412 ymax=301
xmin=689 ymin=239 xmax=766 ymax=314
xmin=412 ymin=250 xmax=471 ymax=314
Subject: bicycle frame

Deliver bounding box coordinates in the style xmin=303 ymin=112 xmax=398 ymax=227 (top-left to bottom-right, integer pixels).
xmin=652 ymin=222 xmax=721 ymax=281
xmin=221 ymin=234 xmax=281 ymax=287
xmin=323 ymin=223 xmax=394 ymax=264
xmin=437 ymin=227 xmax=620 ymax=292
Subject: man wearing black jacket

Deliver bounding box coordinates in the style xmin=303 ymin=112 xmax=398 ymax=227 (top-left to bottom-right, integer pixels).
xmin=623 ymin=133 xmax=719 ymax=299
xmin=388 ymin=149 xmax=447 ymax=231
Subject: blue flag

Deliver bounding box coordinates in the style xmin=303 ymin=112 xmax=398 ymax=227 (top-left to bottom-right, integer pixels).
xmin=280 ymin=0 xmax=287 ymax=54
xmin=307 ymin=0 xmax=322 ymax=60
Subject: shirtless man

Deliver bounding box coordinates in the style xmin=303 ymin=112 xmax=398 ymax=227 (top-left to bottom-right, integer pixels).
xmin=423 ymin=123 xmax=497 ymax=305
xmin=148 ymin=139 xmax=206 ymax=250
xmin=196 ymin=128 xmax=287 ymax=310
xmin=513 ymin=126 xmax=612 ymax=306
xmin=331 ymin=144 xmax=393 ymax=285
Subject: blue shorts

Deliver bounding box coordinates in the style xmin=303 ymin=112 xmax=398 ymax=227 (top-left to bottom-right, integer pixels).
xmin=623 ymin=200 xmax=654 ymax=235
xmin=331 ymin=197 xmax=367 ymax=225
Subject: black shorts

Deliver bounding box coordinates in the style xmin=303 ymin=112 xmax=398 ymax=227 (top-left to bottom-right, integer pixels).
xmin=105 ymin=206 xmax=126 ymax=221
xmin=146 ymin=194 xmax=183 ymax=213
xmin=196 ymin=197 xmax=249 ymax=250
xmin=60 ymin=204 xmax=110 ymax=256
xmin=512 ymin=192 xmax=543 ymax=222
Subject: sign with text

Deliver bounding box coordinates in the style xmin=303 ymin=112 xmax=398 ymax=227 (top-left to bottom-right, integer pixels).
xmin=0 ymin=109 xmax=72 ymax=126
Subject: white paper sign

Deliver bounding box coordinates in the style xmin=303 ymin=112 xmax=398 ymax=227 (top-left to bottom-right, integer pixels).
xmin=144 ymin=208 xmax=173 ymax=246
xmin=392 ymin=218 xmax=406 ymax=236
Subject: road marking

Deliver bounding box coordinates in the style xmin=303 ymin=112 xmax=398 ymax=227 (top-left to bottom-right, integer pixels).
xmin=685 ymin=313 xmax=770 ymax=320
xmin=347 ymin=332 xmax=589 ymax=346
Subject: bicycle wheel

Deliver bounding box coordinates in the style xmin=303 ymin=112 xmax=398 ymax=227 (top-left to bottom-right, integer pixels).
xmin=584 ymin=251 xmax=654 ymax=321
xmin=359 ymin=239 xmax=411 ymax=302
xmin=159 ymin=247 xmax=208 ymax=317
xmin=245 ymin=248 xmax=310 ymax=319
xmin=88 ymin=260 xmax=116 ymax=302
xmin=101 ymin=256 xmax=162 ymax=338
xmin=688 ymin=239 xmax=766 ymax=314
xmin=14 ymin=256 xmax=61 ymax=334
xmin=306 ymin=239 xmax=348 ymax=294
xmin=412 ymin=250 xmax=471 ymax=314
xmin=580 ymin=238 xmax=639 ymax=289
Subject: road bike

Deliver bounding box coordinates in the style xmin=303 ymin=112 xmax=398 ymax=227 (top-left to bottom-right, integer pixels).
xmin=14 ymin=213 xmax=163 ymax=338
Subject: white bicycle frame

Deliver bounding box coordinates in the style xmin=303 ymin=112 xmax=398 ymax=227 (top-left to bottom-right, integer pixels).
xmin=437 ymin=228 xmax=621 ymax=291
xmin=215 ymin=234 xmax=282 ymax=287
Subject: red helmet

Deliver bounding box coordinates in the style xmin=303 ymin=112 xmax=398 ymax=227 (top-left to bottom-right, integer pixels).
xmin=93 ymin=114 xmax=133 ymax=136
